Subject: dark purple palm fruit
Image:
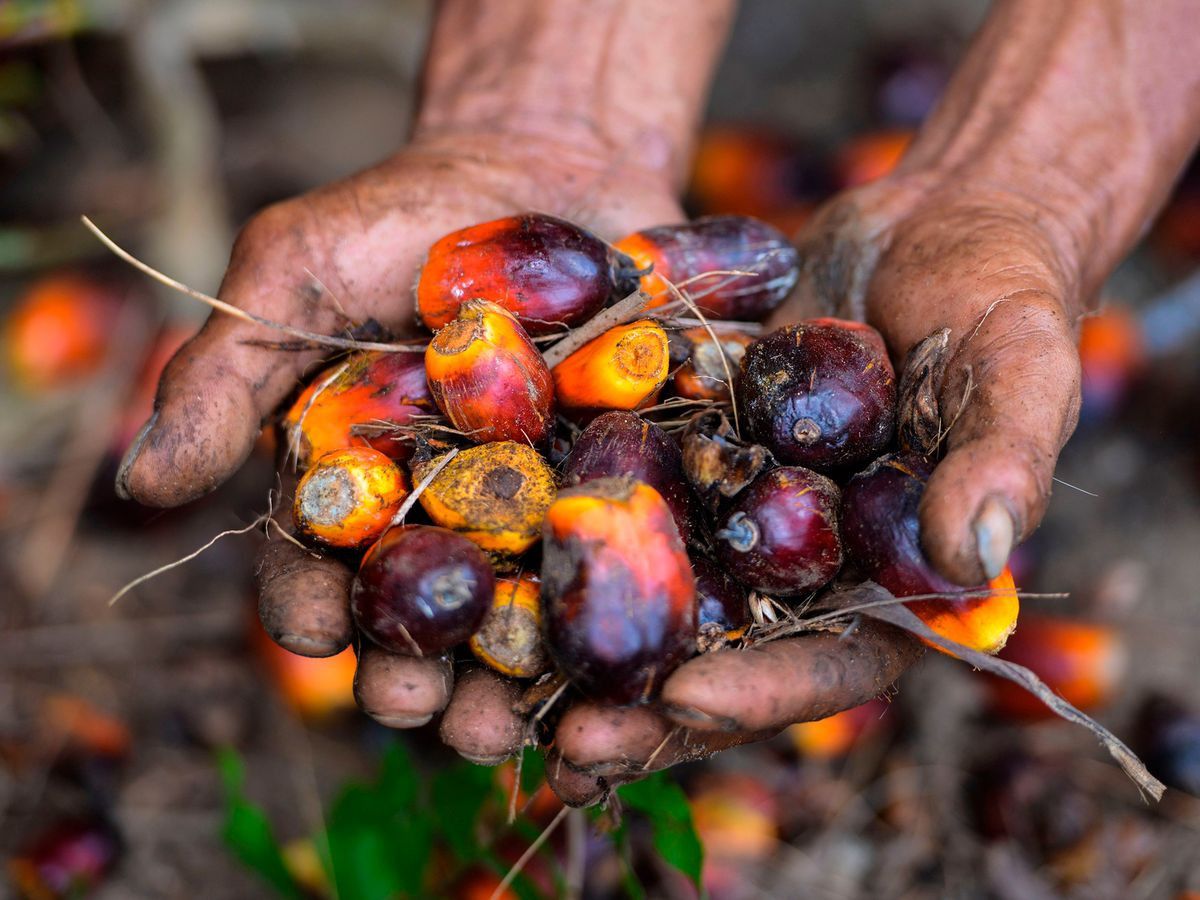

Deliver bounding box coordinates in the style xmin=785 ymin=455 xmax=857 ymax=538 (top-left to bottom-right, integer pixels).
xmin=563 ymin=411 xmax=709 ymax=550
xmin=615 ymin=215 xmax=800 ymax=321
xmin=691 ymin=556 xmax=751 ymax=651
xmin=352 ymin=525 xmax=495 ymax=655
xmin=714 ymin=466 xmax=843 ymax=596
xmin=737 ymin=318 xmax=896 ymax=472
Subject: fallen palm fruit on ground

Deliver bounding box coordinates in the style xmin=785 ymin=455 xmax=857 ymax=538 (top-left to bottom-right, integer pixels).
xmin=983 ymin=615 xmax=1127 ymax=720
xmin=3 ymin=273 xmax=130 ymax=391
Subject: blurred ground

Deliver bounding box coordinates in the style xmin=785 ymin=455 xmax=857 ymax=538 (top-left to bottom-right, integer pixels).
xmin=1 ymin=1 xmax=1199 ymax=898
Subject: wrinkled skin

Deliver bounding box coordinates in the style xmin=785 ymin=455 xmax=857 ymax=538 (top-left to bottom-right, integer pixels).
xmin=118 ymin=0 xmax=1200 ymax=808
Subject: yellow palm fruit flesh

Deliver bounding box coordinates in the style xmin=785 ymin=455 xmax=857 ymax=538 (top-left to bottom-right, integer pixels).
xmin=552 ymin=319 xmax=669 ymax=413
xmin=293 ymin=447 xmax=409 ymax=548
xmin=412 ymin=442 xmax=557 ymax=564
xmin=469 ymin=574 xmax=550 ymax=678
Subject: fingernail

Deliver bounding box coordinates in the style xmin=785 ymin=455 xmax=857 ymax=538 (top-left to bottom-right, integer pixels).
xmin=974 ymin=496 xmax=1014 ymax=580
xmin=457 ymin=751 xmax=511 ymax=767
xmin=663 ymin=704 xmax=740 ymax=732
xmin=368 ymin=711 xmax=433 ymax=729
xmin=115 ymin=411 xmax=157 ymax=501
xmin=276 ymin=632 xmax=344 ymax=658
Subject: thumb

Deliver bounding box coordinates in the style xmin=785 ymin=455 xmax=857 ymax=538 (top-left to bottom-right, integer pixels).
xmin=117 ymin=205 xmax=354 ymax=507
xmin=918 ymin=291 xmax=1081 ymax=585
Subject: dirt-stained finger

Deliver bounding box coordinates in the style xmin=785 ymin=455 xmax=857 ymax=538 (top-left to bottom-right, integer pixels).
xmin=555 ymin=701 xmax=776 ymax=777
xmin=255 ymin=531 xmax=354 ymax=657
xmin=919 ymin=293 xmax=1080 ymax=584
xmin=354 ymin=644 xmax=454 ymax=728
xmin=545 ymin=752 xmax=617 ymax=809
xmin=661 ymin=623 xmax=922 ymax=733
xmin=440 ymin=668 xmax=526 ymax=765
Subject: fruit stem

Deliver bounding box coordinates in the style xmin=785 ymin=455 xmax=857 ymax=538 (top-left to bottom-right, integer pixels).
xmin=716 ymin=512 xmax=759 ymax=552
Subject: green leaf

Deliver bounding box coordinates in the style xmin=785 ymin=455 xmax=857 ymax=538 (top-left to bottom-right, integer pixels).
xmin=322 ymin=742 xmax=434 ymax=900
xmin=216 ymin=749 xmax=301 ymax=899
xmin=618 ymin=773 xmax=704 ymax=891
xmin=518 ymin=746 xmax=546 ymax=796
xmin=431 ymin=761 xmax=493 ymax=862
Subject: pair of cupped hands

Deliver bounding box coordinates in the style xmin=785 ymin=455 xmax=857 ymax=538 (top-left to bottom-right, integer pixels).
xmin=116 ymin=130 xmax=1082 ymax=806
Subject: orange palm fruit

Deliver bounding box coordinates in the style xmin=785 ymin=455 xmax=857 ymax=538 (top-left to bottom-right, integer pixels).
xmin=254 ymin=625 xmax=357 ymax=719
xmin=415 ymin=213 xmax=639 ymax=334
xmin=841 ymin=454 xmax=1019 ymax=654
xmin=281 ymin=350 xmax=433 ymax=469
xmin=788 ymin=697 xmax=891 ymax=759
xmin=425 ymin=300 xmax=554 ymax=445
xmin=412 ymin=442 xmax=557 ymax=564
xmin=673 ymin=327 xmax=755 ymax=402
xmin=292 ymin=446 xmax=409 ymax=548
xmin=4 ymin=274 xmax=126 ymax=390
xmin=1077 ymin=307 xmax=1144 ymax=422
xmin=541 ymin=477 xmax=696 ymax=703
xmin=552 ymin=319 xmax=669 ymax=413
xmin=834 ymin=129 xmax=913 ymax=188
xmin=984 ymin=615 xmax=1127 ymax=720
xmin=469 ymin=574 xmax=550 ymax=678
xmin=612 ymin=215 xmax=799 ymax=320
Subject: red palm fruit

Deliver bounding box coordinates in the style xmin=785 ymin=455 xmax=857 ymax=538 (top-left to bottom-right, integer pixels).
xmin=691 ymin=556 xmax=750 ymax=651
xmin=984 ymin=615 xmax=1127 ymax=720
xmin=689 ymin=126 xmax=802 ymax=217
xmin=292 ymin=446 xmax=409 ymax=549
xmin=416 ymin=213 xmax=639 ymax=334
xmin=714 ymin=466 xmax=842 ymax=596
xmin=282 ymin=350 xmax=433 ymax=469
xmin=3 ymin=274 xmax=127 ymax=391
xmin=788 ymin=697 xmax=890 ymax=759
xmin=841 ymin=454 xmax=1019 ymax=654
xmin=469 ymin=574 xmax=550 ymax=679
xmin=689 ymin=772 xmax=779 ymax=897
xmin=425 ymin=300 xmax=554 ymax=445
xmin=552 ymin=319 xmax=669 ymax=413
xmin=541 ymin=477 xmax=697 ymax=704
xmin=563 ymin=411 xmax=707 ymax=549
xmin=613 ymin=215 xmax=800 ymax=320
xmin=672 ymin=327 xmax=755 ymax=402
xmin=738 ymin=319 xmax=896 ymax=472
xmin=352 ymin=525 xmax=495 ymax=656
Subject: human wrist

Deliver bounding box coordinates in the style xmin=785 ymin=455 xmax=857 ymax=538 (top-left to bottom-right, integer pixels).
xmin=413 ymin=0 xmax=735 ymax=194
xmin=894 ymin=0 xmax=1200 ymax=296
